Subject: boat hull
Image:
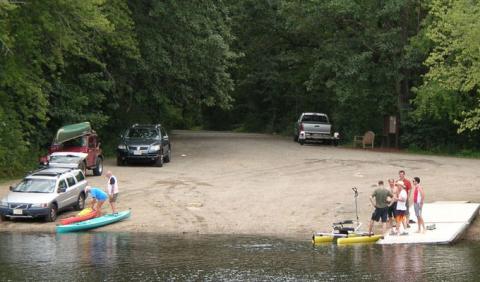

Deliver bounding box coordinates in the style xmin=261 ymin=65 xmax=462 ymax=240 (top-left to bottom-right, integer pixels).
xmin=55 ymin=122 xmax=91 ymax=144
xmin=60 ymin=209 xmax=96 ymax=225
xmin=56 ymin=210 xmax=131 ymax=233
xmin=312 ymin=235 xmax=334 ymax=244
xmin=337 ymin=235 xmax=383 ymax=245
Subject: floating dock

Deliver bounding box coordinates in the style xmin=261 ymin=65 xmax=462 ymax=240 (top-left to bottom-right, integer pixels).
xmin=378 ymin=201 xmax=479 ymax=245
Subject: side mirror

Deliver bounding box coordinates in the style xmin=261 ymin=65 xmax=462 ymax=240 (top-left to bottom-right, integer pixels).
xmin=9 ymin=186 xmax=14 ymax=191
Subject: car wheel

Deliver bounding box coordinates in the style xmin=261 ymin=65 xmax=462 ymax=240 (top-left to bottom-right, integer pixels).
xmin=45 ymin=204 xmax=58 ymax=222
xmin=116 ymin=156 xmax=124 ymax=166
xmin=293 ymin=135 xmax=298 ymax=142
xmin=155 ymin=152 xmax=164 ymax=167
xmin=333 ymin=140 xmax=339 ymax=146
xmin=164 ymin=145 xmax=171 ymax=163
xmin=93 ymin=157 xmax=103 ymax=176
xmin=74 ymin=193 xmax=85 ymax=211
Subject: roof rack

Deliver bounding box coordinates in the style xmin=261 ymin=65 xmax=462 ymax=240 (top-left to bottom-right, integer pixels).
xmin=26 ymin=167 xmax=50 ymax=176
xmin=131 ymin=123 xmax=161 ymax=128
xmin=29 ymin=167 xmax=75 ymax=177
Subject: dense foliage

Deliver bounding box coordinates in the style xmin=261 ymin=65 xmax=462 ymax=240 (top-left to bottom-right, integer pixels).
xmin=1 ymin=0 xmax=479 ymax=177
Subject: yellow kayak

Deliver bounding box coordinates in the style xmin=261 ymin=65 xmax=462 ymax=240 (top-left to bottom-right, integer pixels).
xmin=78 ymin=208 xmax=93 ymax=216
xmin=336 ymin=235 xmax=383 ymax=245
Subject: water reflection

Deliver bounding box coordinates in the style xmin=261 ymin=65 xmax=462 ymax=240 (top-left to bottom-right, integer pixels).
xmin=0 ymin=233 xmax=479 ymax=281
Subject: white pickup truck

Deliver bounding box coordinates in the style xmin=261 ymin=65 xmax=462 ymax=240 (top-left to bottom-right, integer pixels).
xmin=294 ymin=112 xmax=339 ymax=145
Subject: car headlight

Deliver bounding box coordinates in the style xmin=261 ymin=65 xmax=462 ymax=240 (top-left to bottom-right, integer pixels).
xmin=31 ymin=203 xmax=48 ymax=208
xmin=149 ymin=145 xmax=161 ymax=152
xmin=118 ymin=144 xmax=127 ymax=150
xmin=0 ymin=201 xmax=8 ymax=207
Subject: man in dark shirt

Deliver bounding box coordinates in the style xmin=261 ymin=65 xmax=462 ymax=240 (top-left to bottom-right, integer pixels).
xmin=368 ymin=180 xmax=393 ymax=235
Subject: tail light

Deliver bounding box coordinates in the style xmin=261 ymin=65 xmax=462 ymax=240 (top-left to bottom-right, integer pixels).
xmin=300 ymin=123 xmax=304 ymax=131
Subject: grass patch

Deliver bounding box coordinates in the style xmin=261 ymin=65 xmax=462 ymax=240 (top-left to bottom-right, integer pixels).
xmin=405 ymin=146 xmax=480 ymax=159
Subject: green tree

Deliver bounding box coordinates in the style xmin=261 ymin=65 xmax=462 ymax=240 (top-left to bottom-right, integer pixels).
xmin=414 ymin=0 xmax=480 ymax=135
xmin=128 ymin=0 xmax=236 ymax=129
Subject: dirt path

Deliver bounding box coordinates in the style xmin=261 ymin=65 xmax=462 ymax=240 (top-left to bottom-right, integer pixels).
xmin=1 ymin=130 xmax=480 ymax=239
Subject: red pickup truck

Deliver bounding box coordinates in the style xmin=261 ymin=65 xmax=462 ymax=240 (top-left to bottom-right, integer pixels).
xmin=39 ymin=122 xmax=104 ymax=176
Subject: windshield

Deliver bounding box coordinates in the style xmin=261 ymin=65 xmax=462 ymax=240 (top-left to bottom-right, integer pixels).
xmin=126 ymin=128 xmax=158 ymax=138
xmin=12 ymin=179 xmax=56 ymax=193
xmin=61 ymin=136 xmax=86 ymax=147
xmin=302 ymin=115 xmax=328 ymax=123
xmin=49 ymin=155 xmax=82 ymax=163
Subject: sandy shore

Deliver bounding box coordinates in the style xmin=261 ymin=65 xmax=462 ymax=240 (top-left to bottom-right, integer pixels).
xmin=1 ymin=130 xmax=479 ymax=240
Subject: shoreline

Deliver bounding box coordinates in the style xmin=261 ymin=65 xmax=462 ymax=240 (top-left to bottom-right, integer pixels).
xmin=0 ymin=223 xmax=478 ymax=244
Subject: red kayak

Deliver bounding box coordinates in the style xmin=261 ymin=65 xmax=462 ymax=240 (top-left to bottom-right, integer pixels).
xmin=60 ymin=210 xmax=97 ymax=225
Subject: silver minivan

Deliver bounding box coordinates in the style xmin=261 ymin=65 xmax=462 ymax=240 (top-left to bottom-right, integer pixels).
xmin=0 ymin=167 xmax=87 ymax=222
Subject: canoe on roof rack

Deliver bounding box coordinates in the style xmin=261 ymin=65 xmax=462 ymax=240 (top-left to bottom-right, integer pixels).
xmin=54 ymin=122 xmax=92 ymax=144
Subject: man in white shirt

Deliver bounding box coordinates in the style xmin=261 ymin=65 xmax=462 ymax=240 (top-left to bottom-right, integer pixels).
xmin=105 ymin=171 xmax=119 ymax=214
xmin=394 ymin=181 xmax=408 ymax=235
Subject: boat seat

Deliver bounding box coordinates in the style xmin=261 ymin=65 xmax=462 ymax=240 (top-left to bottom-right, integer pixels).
xmin=333 ymin=220 xmax=353 ymax=225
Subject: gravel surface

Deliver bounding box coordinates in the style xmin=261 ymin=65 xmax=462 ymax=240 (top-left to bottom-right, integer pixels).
xmin=1 ymin=130 xmax=479 ymax=239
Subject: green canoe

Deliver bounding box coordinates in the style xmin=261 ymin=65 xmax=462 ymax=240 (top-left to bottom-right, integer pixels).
xmin=56 ymin=210 xmax=131 ymax=233
xmin=54 ymin=122 xmax=92 ymax=144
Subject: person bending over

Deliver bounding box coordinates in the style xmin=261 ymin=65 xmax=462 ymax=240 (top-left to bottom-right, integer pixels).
xmin=86 ymin=186 xmax=108 ymax=217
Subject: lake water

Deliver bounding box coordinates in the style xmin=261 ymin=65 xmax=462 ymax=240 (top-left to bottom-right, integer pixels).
xmin=0 ymin=232 xmax=478 ymax=281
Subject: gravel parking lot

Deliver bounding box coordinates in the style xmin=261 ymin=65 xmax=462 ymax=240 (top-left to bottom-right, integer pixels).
xmin=1 ymin=130 xmax=479 ymax=239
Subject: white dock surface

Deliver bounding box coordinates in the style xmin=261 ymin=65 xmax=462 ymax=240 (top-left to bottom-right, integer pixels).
xmin=378 ymin=201 xmax=479 ymax=245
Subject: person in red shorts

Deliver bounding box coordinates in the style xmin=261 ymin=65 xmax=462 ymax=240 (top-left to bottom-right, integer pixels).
xmin=398 ymin=170 xmax=413 ymax=227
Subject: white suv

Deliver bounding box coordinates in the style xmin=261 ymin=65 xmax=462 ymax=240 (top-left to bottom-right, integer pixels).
xmin=0 ymin=167 xmax=87 ymax=222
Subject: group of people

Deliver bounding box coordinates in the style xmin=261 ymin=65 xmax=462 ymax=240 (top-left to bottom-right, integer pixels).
xmin=85 ymin=170 xmax=120 ymax=217
xmin=368 ymin=170 xmax=426 ymax=236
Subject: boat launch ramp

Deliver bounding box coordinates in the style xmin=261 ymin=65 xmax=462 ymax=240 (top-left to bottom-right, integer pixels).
xmin=378 ymin=201 xmax=479 ymax=245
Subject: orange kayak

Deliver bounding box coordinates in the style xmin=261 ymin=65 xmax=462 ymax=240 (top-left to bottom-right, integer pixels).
xmin=60 ymin=209 xmax=97 ymax=225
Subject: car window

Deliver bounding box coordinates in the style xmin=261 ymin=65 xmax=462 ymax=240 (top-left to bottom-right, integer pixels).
xmin=88 ymin=136 xmax=96 ymax=148
xmin=63 ymin=136 xmax=87 ymax=147
xmin=161 ymin=128 xmax=167 ymax=137
xmin=49 ymin=155 xmax=82 ymax=164
xmin=58 ymin=179 xmax=68 ymax=191
xmin=66 ymin=176 xmax=76 ymax=187
xmin=302 ymin=115 xmax=328 ymax=123
xmin=127 ymin=128 xmax=158 ymax=138
xmin=12 ymin=179 xmax=56 ymax=193
xmin=75 ymin=171 xmax=85 ymax=182
xmin=127 ymin=128 xmax=157 ymax=138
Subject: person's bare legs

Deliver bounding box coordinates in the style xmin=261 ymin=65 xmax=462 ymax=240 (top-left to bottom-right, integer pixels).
xmin=382 ymin=222 xmax=387 ymax=235
xmin=95 ymin=201 xmax=105 ymax=217
xmin=368 ymin=220 xmax=374 ymax=235
xmin=109 ymin=200 xmax=117 ymax=214
xmin=417 ymin=216 xmax=425 ymax=233
xmin=395 ymin=217 xmax=400 ymax=235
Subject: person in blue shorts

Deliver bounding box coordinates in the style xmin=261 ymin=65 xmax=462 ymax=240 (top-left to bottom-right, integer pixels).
xmin=86 ymin=186 xmax=108 ymax=217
